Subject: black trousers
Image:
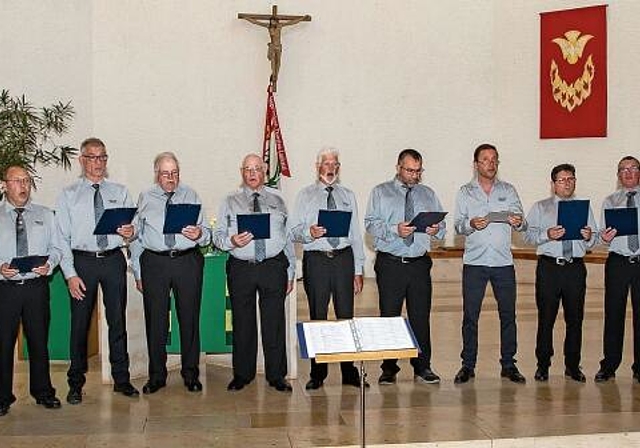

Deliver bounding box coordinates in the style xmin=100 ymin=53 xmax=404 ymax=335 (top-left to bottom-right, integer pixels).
xmin=374 ymin=252 xmax=433 ymax=374
xmin=140 ymin=249 xmax=203 ymax=384
xmin=535 ymin=257 xmax=586 ymax=370
xmin=226 ymin=252 xmax=289 ymax=383
xmin=0 ymin=277 xmax=55 ymax=406
xmin=303 ymin=247 xmax=358 ymax=382
xmin=600 ymin=253 xmax=640 ymax=374
xmin=68 ymin=251 xmax=130 ymax=388
xmin=461 ymin=265 xmax=517 ymax=369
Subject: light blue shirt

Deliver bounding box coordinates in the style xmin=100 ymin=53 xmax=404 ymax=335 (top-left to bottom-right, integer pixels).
xmin=523 ymin=195 xmax=597 ymax=257
xmin=601 ymin=187 xmax=640 ymax=256
xmin=55 ymin=178 xmax=134 ymax=279
xmin=454 ymin=178 xmax=526 ymax=266
xmin=365 ymin=177 xmax=446 ymax=257
xmin=0 ymin=201 xmax=60 ymax=280
xmin=130 ymin=183 xmax=211 ymax=279
xmin=213 ymin=185 xmax=296 ymax=281
xmin=290 ymin=181 xmax=365 ymax=275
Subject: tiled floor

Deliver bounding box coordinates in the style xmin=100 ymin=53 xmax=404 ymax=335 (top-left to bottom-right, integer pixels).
xmin=2 ymin=276 xmax=640 ymax=447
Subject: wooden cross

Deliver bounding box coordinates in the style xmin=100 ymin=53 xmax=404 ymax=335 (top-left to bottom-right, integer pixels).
xmin=238 ymin=5 xmax=311 ymax=92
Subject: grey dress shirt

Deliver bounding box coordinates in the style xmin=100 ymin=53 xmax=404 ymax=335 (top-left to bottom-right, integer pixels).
xmin=290 ymin=181 xmax=365 ymax=275
xmin=523 ymin=195 xmax=597 ymax=257
xmin=130 ymin=183 xmax=211 ymax=279
xmin=55 ymin=178 xmax=134 ymax=279
xmin=364 ymin=177 xmax=446 ymax=257
xmin=454 ymin=177 xmax=526 ymax=267
xmin=600 ymin=187 xmax=640 ymax=256
xmin=0 ymin=201 xmax=60 ymax=280
xmin=213 ymin=185 xmax=296 ymax=281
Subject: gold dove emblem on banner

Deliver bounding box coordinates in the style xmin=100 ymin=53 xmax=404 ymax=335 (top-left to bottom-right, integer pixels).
xmin=550 ymin=30 xmax=595 ymax=112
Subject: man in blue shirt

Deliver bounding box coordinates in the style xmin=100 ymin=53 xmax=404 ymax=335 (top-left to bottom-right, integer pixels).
xmin=453 ymin=143 xmax=527 ymax=384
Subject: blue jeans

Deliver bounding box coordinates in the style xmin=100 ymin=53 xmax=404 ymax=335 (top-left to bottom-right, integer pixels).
xmin=461 ymin=265 xmax=518 ymax=369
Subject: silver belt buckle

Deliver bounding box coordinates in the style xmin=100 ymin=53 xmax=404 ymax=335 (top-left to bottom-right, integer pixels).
xmin=325 ymin=250 xmax=335 ymax=259
xmin=95 ymin=251 xmax=106 ymax=259
xmin=12 ymin=279 xmax=26 ymax=285
xmin=168 ymin=250 xmax=179 ymax=258
xmin=630 ymin=255 xmax=640 ymax=264
xmin=400 ymin=257 xmax=410 ymax=264
xmin=556 ymin=258 xmax=569 ymax=266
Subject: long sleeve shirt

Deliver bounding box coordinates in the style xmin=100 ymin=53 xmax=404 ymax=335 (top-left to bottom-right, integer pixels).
xmin=364 ymin=177 xmax=446 ymax=257
xmin=454 ymin=178 xmax=526 ymax=267
xmin=213 ymin=185 xmax=295 ymax=280
xmin=289 ymin=181 xmax=365 ymax=275
xmin=601 ymin=187 xmax=640 ymax=256
xmin=130 ymin=183 xmax=211 ymax=279
xmin=523 ymin=195 xmax=597 ymax=257
xmin=0 ymin=201 xmax=60 ymax=280
xmin=54 ymin=178 xmax=134 ymax=279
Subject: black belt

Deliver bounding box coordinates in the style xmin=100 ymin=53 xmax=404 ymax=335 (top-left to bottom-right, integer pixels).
xmin=230 ymin=251 xmax=285 ymax=265
xmin=539 ymin=255 xmax=583 ymax=266
xmin=307 ymin=246 xmax=351 ymax=259
xmin=1 ymin=276 xmax=47 ymax=286
xmin=610 ymin=252 xmax=640 ymax=264
xmin=146 ymin=247 xmax=199 ymax=259
xmin=72 ymin=248 xmax=122 ymax=258
xmin=378 ymin=251 xmax=427 ymax=264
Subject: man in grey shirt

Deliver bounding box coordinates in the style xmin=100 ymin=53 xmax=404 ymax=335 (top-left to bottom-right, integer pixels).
xmin=214 ymin=153 xmax=295 ymax=393
xmin=0 ymin=166 xmax=62 ymax=416
xmin=365 ymin=148 xmax=445 ymax=385
xmin=453 ymin=143 xmax=527 ymax=384
xmin=524 ymin=163 xmax=596 ymax=382
xmin=55 ymin=138 xmax=138 ymax=404
xmin=290 ymin=147 xmax=366 ymax=390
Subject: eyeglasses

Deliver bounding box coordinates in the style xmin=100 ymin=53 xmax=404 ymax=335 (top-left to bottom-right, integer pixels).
xmin=82 ymin=155 xmax=108 ymax=163
xmin=399 ymin=166 xmax=424 ymax=175
xmin=320 ymin=161 xmax=340 ymax=168
xmin=554 ymin=177 xmax=576 ymax=184
xmin=618 ymin=166 xmax=640 ymax=174
xmin=243 ymin=166 xmax=264 ymax=173
xmin=476 ymin=159 xmax=500 ymax=166
xmin=4 ymin=178 xmax=31 ymax=186
xmin=158 ymin=170 xmax=179 ymax=179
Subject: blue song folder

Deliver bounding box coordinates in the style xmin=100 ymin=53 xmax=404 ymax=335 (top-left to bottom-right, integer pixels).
xmin=237 ymin=213 xmax=271 ymax=240
xmin=10 ymin=255 xmax=49 ymax=273
xmin=605 ymin=207 xmax=639 ymax=237
xmin=318 ymin=210 xmax=352 ymax=238
xmin=163 ymin=204 xmax=201 ymax=234
xmin=409 ymin=211 xmax=448 ymax=232
xmin=557 ymin=200 xmax=589 ymax=240
xmin=93 ymin=207 xmax=137 ymax=235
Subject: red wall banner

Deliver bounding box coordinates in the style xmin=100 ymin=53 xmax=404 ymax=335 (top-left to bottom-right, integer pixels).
xmin=540 ymin=5 xmax=607 ymax=139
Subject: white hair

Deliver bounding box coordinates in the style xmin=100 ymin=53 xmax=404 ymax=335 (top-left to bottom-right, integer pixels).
xmin=315 ymin=147 xmax=340 ymax=165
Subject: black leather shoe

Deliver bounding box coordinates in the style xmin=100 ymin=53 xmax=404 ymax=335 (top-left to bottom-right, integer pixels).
xmin=594 ymin=369 xmax=615 ymax=383
xmin=36 ymin=396 xmax=62 ymax=409
xmin=142 ymin=381 xmax=166 ymax=395
xmin=342 ymin=376 xmax=370 ymax=388
xmin=534 ymin=367 xmax=549 ymax=382
xmin=501 ymin=366 xmax=526 ymax=383
xmin=305 ymin=379 xmax=324 ymax=390
xmin=268 ymin=378 xmax=293 ymax=392
xmin=378 ymin=371 xmax=397 ymax=385
xmin=185 ymin=379 xmax=203 ymax=392
xmin=414 ymin=368 xmax=441 ymax=384
xmin=0 ymin=403 xmax=10 ymax=416
xmin=565 ymin=368 xmax=586 ymax=383
xmin=634 ymin=371 xmax=640 ymax=383
xmin=454 ymin=367 xmax=475 ymax=384
xmin=227 ymin=378 xmax=247 ymax=391
xmin=66 ymin=388 xmax=82 ymax=405
xmin=114 ymin=382 xmax=140 ymax=397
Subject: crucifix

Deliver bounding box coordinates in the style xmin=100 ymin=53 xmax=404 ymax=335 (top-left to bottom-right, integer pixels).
xmin=238 ymin=5 xmax=311 ymax=92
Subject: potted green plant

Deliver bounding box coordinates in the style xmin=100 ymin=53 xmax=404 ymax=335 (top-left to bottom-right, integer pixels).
xmin=0 ymin=89 xmax=77 ymax=199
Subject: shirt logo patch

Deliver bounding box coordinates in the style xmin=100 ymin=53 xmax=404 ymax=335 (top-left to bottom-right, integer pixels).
xmin=498 ymin=197 xmax=507 ymax=202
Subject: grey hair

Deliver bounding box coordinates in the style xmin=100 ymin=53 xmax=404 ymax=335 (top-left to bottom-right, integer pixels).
xmin=153 ymin=152 xmax=180 ymax=173
xmin=315 ymin=147 xmax=340 ymax=165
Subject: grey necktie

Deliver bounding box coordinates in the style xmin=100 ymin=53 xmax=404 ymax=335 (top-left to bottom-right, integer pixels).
xmin=403 ymin=185 xmax=414 ymax=246
xmin=627 ymin=191 xmax=639 ymax=252
xmin=253 ymin=192 xmax=266 ymax=262
xmin=325 ymin=186 xmax=339 ymax=248
xmin=562 ymin=239 xmax=573 ymax=260
xmin=93 ymin=184 xmax=108 ymax=249
xmin=164 ymin=191 xmax=176 ymax=248
xmin=15 ymin=207 xmax=28 ymax=257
